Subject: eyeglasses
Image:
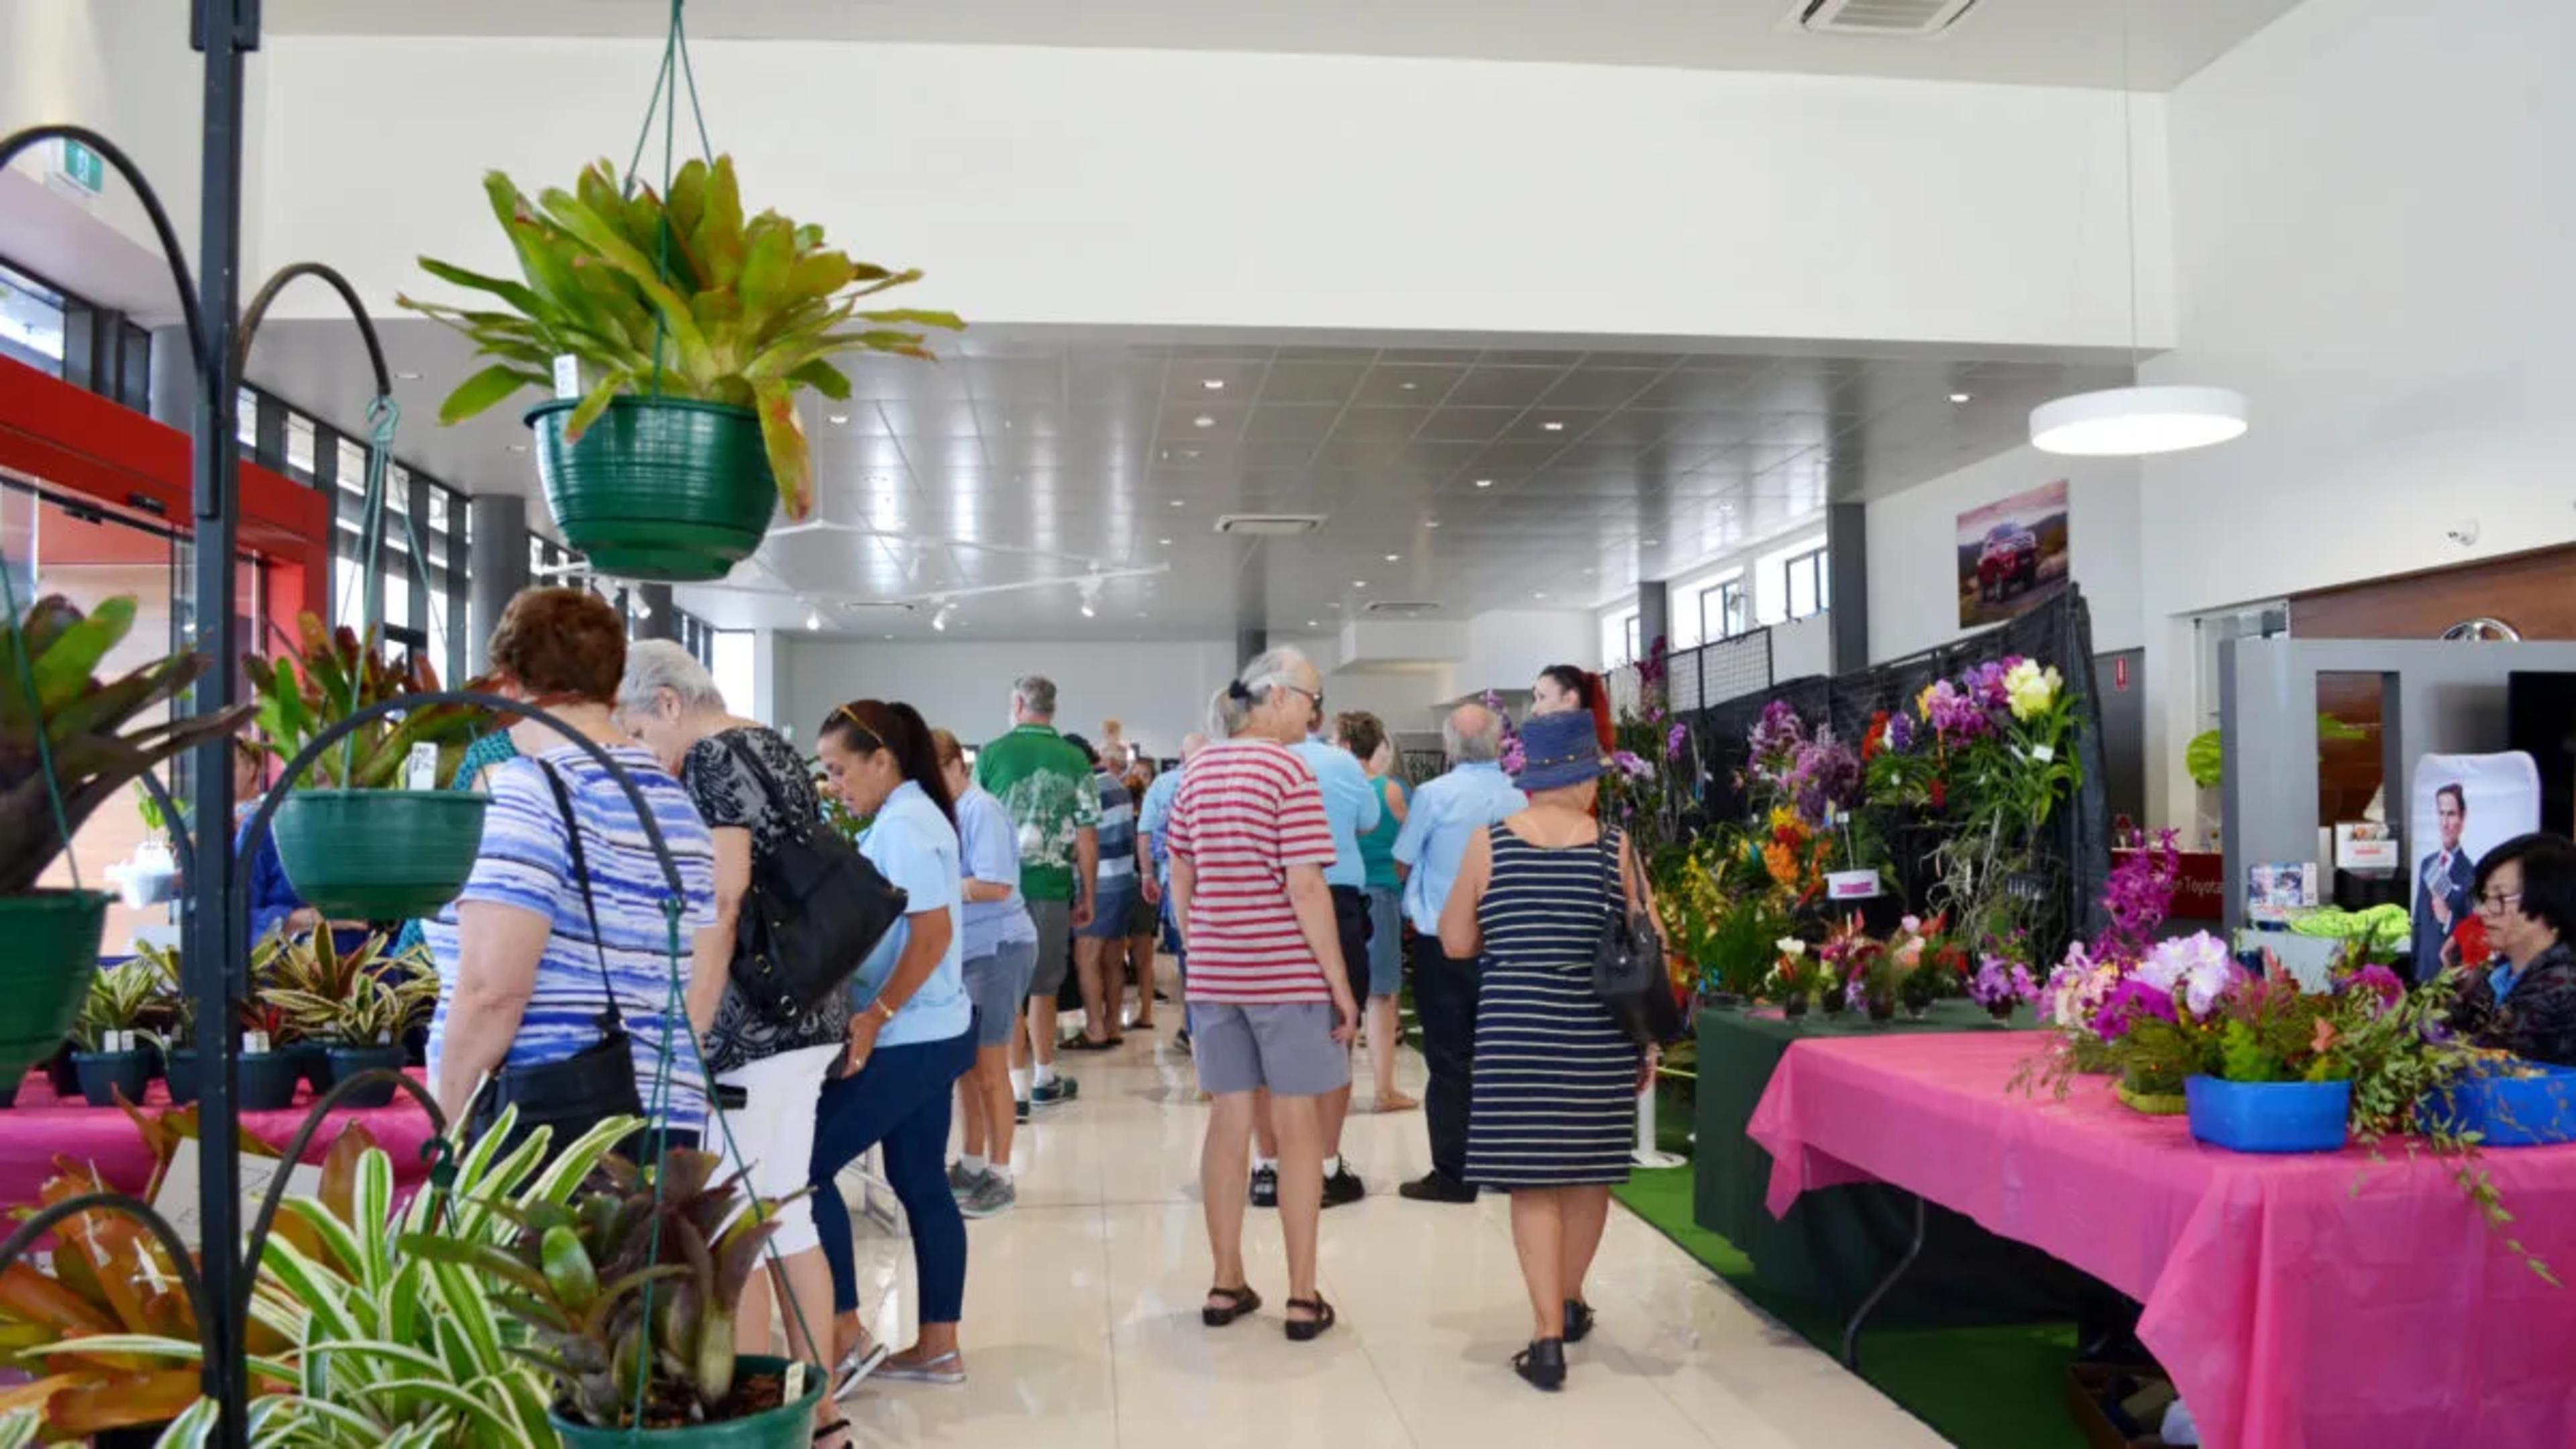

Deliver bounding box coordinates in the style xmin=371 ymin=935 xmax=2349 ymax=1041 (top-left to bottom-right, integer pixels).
xmin=1280 ymin=684 xmax=1324 ymax=710
xmin=2478 ymin=889 xmax=2524 ymax=911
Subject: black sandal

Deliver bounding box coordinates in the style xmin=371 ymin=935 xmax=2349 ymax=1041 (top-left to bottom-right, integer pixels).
xmin=1202 ymin=1285 xmax=1262 ymax=1327
xmin=1284 ymin=1295 xmax=1338 ymax=1342
xmin=1564 ymin=1299 xmax=1595 ymax=1344
xmin=1513 ymin=1338 xmax=1566 ymax=1391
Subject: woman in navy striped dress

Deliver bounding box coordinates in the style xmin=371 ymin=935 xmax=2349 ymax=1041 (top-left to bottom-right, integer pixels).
xmin=1438 ymin=708 xmax=1654 ymax=1392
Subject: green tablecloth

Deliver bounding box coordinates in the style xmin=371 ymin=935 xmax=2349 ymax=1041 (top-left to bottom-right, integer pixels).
xmin=1693 ymin=999 xmax=2087 ymax=1325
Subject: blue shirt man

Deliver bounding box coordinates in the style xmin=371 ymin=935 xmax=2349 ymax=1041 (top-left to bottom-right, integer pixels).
xmin=1139 ymin=757 xmax=1187 ymax=885
xmin=1291 ymin=732 xmax=1381 ymax=890
xmin=1395 ymin=759 xmax=1529 ymax=935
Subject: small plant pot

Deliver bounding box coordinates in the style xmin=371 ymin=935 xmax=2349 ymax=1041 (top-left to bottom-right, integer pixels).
xmin=548 ymin=1356 xmax=823 ymax=1449
xmin=2116 ymin=1065 xmax=2191 ymax=1116
xmin=1780 ymin=994 xmax=1809 ymax=1020
xmin=1819 ymin=991 xmax=1846 ymax=1018
xmin=1984 ymin=1002 xmax=2019 ymax=1024
xmin=272 ymin=790 xmax=491 ymax=920
xmin=527 ymin=395 xmax=779 ymax=583
xmin=325 ymin=1042 xmax=408 ymax=1108
xmin=2185 ymin=1075 xmax=2350 ymax=1153
xmin=0 ymin=891 xmax=109 ymax=1081
xmin=1864 ymin=996 xmax=1896 ymax=1024
xmin=294 ymin=1038 xmax=337 ymax=1094
xmin=72 ymin=1049 xmax=153 ymax=1108
xmin=237 ymin=1051 xmax=303 ymax=1113
xmin=164 ymin=1047 xmax=199 ymax=1106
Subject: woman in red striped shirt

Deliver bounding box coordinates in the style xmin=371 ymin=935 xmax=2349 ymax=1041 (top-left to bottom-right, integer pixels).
xmin=1167 ymin=645 xmax=1360 ymax=1343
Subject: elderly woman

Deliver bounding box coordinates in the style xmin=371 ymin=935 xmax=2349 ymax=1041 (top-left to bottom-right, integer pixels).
xmin=2454 ymin=833 xmax=2576 ymax=1065
xmin=423 ymin=588 xmax=717 ymax=1155
xmin=1336 ymin=710 xmax=1415 ymax=1114
xmin=614 ymin=639 xmax=864 ymax=1399
xmin=1438 ymin=708 xmax=1654 ymax=1393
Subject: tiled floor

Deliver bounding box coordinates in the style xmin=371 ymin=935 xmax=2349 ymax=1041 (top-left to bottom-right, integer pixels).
xmin=835 ymin=1018 xmax=1947 ymax=1449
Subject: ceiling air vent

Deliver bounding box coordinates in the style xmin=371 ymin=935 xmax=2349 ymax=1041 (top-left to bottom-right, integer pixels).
xmin=1362 ymin=600 xmax=1444 ymax=618
xmin=1794 ymin=0 xmax=1980 ymax=38
xmin=1213 ymin=513 xmax=1325 ymax=537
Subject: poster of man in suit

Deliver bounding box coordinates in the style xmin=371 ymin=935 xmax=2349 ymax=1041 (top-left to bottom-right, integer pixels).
xmin=2409 ymin=753 xmax=2542 ymax=983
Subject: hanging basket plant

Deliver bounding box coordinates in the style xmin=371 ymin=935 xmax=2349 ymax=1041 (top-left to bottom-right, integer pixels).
xmin=247 ymin=613 xmax=493 ymax=920
xmin=402 ymin=155 xmax=963 ymax=582
xmin=0 ymin=594 xmax=252 ymax=1079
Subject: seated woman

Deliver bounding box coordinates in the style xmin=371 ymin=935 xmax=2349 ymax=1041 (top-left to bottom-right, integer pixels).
xmin=423 ymin=587 xmax=718 ymax=1155
xmin=2454 ymin=833 xmax=2576 ymax=1066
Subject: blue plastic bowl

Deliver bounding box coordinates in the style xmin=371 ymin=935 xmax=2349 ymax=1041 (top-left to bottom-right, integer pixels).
xmin=2428 ymin=1064 xmax=2576 ymax=1147
xmin=2184 ymin=1076 xmax=2351 ymax=1154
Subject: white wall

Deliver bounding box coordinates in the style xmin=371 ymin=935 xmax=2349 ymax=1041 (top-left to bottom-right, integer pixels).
xmin=248 ymin=36 xmax=2169 ymax=347
xmin=1462 ymin=608 xmax=1600 ymax=693
xmin=1864 ymin=447 xmax=2143 ymax=663
xmin=2138 ymin=0 xmax=2576 ymax=827
xmin=777 ymin=636 xmax=1237 ymax=761
xmin=1770 ymin=614 xmax=1835 ymax=684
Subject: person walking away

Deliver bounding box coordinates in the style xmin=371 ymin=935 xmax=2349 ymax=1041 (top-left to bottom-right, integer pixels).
xmin=810 ymin=702 xmax=977 ymax=1389
xmin=935 ymin=728 xmax=1036 ymax=1218
xmin=1438 ymin=708 xmax=1654 ymax=1391
xmin=615 ymin=642 xmax=870 ymax=1414
xmin=1337 ymin=711 xmax=1415 ymax=1112
xmin=1066 ymin=735 xmax=1140 ymax=1049
xmin=1122 ymin=757 xmax=1164 ymax=1031
xmin=1286 ymin=689 xmax=1380 ymax=1209
xmin=1169 ymin=648 xmax=1359 ymax=1342
xmin=1391 ymin=702 xmax=1527 ymax=1204
xmin=1139 ymin=734 xmax=1205 ymax=1050
xmin=976 ymin=676 xmax=1100 ymax=1116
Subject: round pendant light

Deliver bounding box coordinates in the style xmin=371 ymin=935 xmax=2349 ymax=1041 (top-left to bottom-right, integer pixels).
xmin=2030 ymin=385 xmax=2248 ymax=456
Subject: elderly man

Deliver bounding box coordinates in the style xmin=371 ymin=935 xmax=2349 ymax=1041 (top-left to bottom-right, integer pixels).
xmin=1167 ymin=646 xmax=1360 ymax=1342
xmin=1391 ymin=702 xmax=1528 ymax=1204
xmin=977 ymin=676 xmax=1101 ymax=1116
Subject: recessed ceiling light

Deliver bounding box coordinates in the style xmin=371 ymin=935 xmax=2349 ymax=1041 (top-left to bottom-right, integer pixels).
xmin=1426 ymin=520 xmax=1440 ymax=529
xmin=828 ymin=413 xmax=850 ymax=425
xmin=1169 ymin=498 xmax=1185 ymax=507
xmin=507 ymin=443 xmax=528 ymax=453
xmin=394 ymin=370 xmax=421 ymax=382
xmin=1643 ymin=537 xmax=1659 ymax=546
xmin=805 ymin=608 xmax=822 ymax=631
xmin=1353 ymin=580 xmax=1368 ymax=588
xmin=882 ymin=633 xmax=894 ymax=641
xmin=1582 ymin=567 xmax=1596 ymax=576
xmin=1159 ymin=537 xmax=1173 ymax=545
xmin=1474 ymin=478 xmax=1493 ymax=488
xmin=1384 ymin=553 xmax=1401 ymax=562
xmin=1949 ymin=392 xmax=1972 ymax=404
xmin=1542 ymin=420 xmax=1565 ymax=432
xmin=1193 ymin=415 xmax=1216 ymax=428
xmin=1533 ymin=590 xmax=1548 ymax=600
xmin=1203 ymin=378 xmax=1225 ymax=390
xmin=1400 ymin=381 xmax=1417 ymax=391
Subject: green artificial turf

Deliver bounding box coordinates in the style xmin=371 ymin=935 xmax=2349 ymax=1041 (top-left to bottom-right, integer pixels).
xmin=1613 ymin=1167 xmax=2088 ymax=1449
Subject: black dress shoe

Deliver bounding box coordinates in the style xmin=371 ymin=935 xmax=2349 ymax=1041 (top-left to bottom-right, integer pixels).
xmin=1564 ymin=1299 xmax=1595 ymax=1344
xmin=1249 ymin=1164 xmax=1279 ymax=1208
xmin=1397 ymin=1171 xmax=1478 ymax=1204
xmin=1322 ymin=1164 xmax=1366 ymax=1208
xmin=1513 ymin=1338 xmax=1566 ymax=1392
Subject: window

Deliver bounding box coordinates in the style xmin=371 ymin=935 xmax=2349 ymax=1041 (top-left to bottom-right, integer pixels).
xmin=1784 ymin=547 xmax=1829 ymax=621
xmin=1699 ymin=576 xmax=1748 ymax=641
xmin=1599 ymin=606 xmax=1642 ymax=669
xmin=0 ymin=262 xmax=64 ymax=374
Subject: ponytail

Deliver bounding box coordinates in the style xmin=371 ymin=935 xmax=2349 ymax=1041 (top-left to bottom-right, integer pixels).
xmin=821 ymin=699 xmax=957 ymax=826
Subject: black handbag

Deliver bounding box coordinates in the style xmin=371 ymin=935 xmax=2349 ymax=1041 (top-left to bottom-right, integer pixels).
xmin=720 ymin=732 xmax=909 ymax=1023
xmin=469 ymin=761 xmax=645 ymax=1152
xmin=1593 ymin=827 xmax=1684 ymax=1047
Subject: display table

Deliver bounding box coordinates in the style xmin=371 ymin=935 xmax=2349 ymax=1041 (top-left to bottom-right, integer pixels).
xmin=0 ymin=1070 xmax=444 ymax=1207
xmin=1749 ymin=1030 xmax=2576 ymax=1449
xmin=1690 ymin=1001 xmax=2082 ymax=1324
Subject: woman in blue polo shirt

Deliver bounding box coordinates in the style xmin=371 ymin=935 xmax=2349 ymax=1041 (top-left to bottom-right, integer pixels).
xmin=811 ymin=699 xmax=977 ymax=1394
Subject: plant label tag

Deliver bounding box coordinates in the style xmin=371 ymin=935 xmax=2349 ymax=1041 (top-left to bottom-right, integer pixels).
xmin=248 ymin=1030 xmax=270 ymax=1055
xmin=552 ymin=354 xmax=582 ymax=399
xmin=1826 ymin=869 xmax=1882 ymax=901
xmin=784 ymin=1363 xmax=808 ymax=1402
xmin=159 ymin=1140 xmax=325 ymax=1248
xmin=405 ymin=741 xmax=441 ymax=792
xmin=2031 ymin=744 xmax=2056 ymax=763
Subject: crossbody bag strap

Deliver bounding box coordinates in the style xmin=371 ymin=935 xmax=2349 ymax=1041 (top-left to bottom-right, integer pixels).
xmin=1597 ymin=824 xmax=1637 ymax=922
xmin=536 ymin=758 xmax=625 ymax=1034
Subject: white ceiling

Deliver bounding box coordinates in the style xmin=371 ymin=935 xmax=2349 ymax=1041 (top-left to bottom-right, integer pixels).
xmin=263 ymin=0 xmax=2307 ymax=91
xmin=241 ymin=319 xmax=2128 ymax=641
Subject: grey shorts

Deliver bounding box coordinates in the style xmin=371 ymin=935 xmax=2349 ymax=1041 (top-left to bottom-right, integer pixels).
xmin=965 ymin=938 xmax=1038 ymax=1046
xmin=1192 ymin=1003 xmax=1349 ymax=1098
xmin=1027 ymin=897 xmax=1071 ymax=997
xmin=1077 ymin=882 xmax=1138 ymax=941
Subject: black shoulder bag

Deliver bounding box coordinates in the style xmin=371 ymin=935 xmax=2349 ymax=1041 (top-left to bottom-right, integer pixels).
xmin=1593 ymin=826 xmax=1684 ymax=1047
xmin=720 ymin=732 xmax=909 ymax=1023
xmin=469 ymin=761 xmax=645 ymax=1152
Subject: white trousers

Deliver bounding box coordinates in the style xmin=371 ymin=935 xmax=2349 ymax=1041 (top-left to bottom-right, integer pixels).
xmin=713 ymin=1041 xmax=842 ymax=1257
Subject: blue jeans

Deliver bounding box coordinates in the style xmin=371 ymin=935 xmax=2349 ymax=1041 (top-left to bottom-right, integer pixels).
xmin=809 ymin=1026 xmax=977 ymax=1321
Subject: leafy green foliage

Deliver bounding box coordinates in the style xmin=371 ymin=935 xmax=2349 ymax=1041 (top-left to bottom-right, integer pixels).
xmin=243 ymin=614 xmax=490 ymax=791
xmin=400 ymin=156 xmax=964 ymax=521
xmin=0 ymin=595 xmax=254 ymax=895
xmin=259 ymin=930 xmax=437 ymax=1045
xmin=71 ymin=960 xmax=166 ymax=1053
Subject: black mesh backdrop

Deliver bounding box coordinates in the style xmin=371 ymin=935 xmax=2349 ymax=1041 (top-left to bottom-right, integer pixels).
xmin=1682 ymin=586 xmax=2110 ymax=953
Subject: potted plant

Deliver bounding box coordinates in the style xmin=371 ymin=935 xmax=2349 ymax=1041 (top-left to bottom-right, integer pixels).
xmin=258 ymin=926 xmax=410 ymax=1092
xmin=1762 ymin=937 xmax=1822 ymax=1021
xmin=68 ymin=960 xmax=166 ymax=1108
xmin=267 ymin=936 xmax=435 ymax=1108
xmin=0 ymin=594 xmax=251 ymax=1082
xmin=1969 ymin=952 xmax=2039 ymax=1024
xmin=405 ymin=1146 xmax=822 ymax=1446
xmin=246 ymin=612 xmax=492 ymax=921
xmin=231 ymin=1001 xmax=305 ymax=1113
xmin=402 ymin=156 xmax=963 ymax=582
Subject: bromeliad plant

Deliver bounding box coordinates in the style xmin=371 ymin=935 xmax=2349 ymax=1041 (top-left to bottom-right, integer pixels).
xmin=258 ymin=929 xmax=432 ymax=1044
xmin=243 ymin=614 xmax=487 ymax=792
xmin=401 ymin=156 xmax=963 ymax=521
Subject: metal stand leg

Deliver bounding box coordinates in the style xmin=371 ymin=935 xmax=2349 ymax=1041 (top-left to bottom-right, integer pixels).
xmin=1631 ymin=1083 xmax=1686 ymax=1170
xmin=1840 ymin=1192 xmax=1927 ymax=1371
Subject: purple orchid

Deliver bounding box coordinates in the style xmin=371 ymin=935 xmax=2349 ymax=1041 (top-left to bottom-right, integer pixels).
xmin=1882 ymin=710 xmax=1915 ymax=754
xmin=2092 ymin=977 xmax=2179 ymax=1040
xmin=1666 ymin=722 xmax=1688 ymax=761
xmin=2347 ymin=963 xmax=2406 ymax=1012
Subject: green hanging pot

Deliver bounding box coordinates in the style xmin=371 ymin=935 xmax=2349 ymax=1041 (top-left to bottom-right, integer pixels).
xmin=548 ymin=1358 xmax=824 ymax=1449
xmin=0 ymin=891 xmax=107 ymax=1080
xmin=527 ymin=396 xmax=777 ymax=583
xmin=272 ymin=790 xmax=489 ymax=920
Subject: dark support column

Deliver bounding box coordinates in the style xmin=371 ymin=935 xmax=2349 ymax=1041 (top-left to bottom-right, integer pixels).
xmin=466 ymin=494 xmax=529 ymax=673
xmin=1827 ymin=500 xmax=1869 ymax=673
xmin=633 ymin=583 xmax=677 ymax=642
xmin=1236 ymin=627 xmax=1268 ymax=672
xmin=1635 ymin=578 xmax=1672 ymax=657
xmin=182 ymin=3 xmax=258 ymax=1442
xmin=148 ymin=324 xmax=194 ymax=429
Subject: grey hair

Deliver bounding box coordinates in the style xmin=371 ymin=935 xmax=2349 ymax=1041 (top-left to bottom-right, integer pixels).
xmin=1014 ymin=674 xmax=1058 ymax=718
xmin=1208 ymin=645 xmax=1313 ymax=738
xmin=617 ymin=639 xmax=724 ymax=716
xmin=1444 ymin=704 xmax=1504 ymax=763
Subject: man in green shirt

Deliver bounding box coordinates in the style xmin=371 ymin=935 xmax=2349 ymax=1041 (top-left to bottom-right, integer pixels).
xmin=977 ymin=675 xmax=1101 ymax=1112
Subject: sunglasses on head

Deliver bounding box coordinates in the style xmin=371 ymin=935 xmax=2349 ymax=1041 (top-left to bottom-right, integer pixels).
xmin=835 ymin=704 xmax=885 ymax=752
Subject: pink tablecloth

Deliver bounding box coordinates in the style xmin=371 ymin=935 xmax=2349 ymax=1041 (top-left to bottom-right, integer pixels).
xmin=0 ymin=1070 xmax=443 ymax=1208
xmin=1748 ymin=1031 xmax=2576 ymax=1449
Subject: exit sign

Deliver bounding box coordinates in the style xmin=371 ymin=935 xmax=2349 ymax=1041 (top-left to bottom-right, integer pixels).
xmin=54 ymin=139 xmax=104 ymax=197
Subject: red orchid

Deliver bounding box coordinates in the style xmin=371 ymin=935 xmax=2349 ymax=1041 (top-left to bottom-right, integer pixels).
xmin=2451 ymin=912 xmax=2491 ymax=970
